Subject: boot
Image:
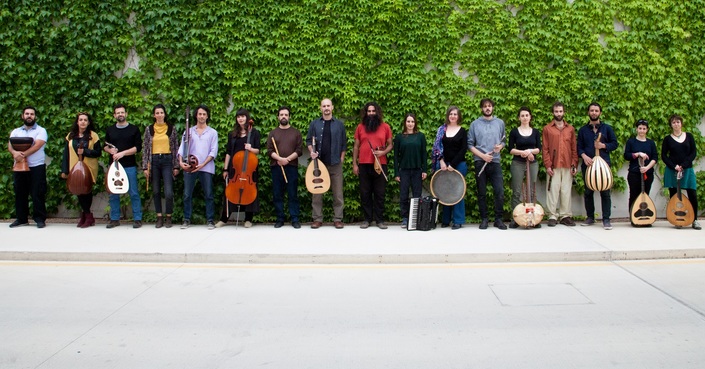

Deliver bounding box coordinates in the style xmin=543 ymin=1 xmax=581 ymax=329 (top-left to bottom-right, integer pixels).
xmin=164 ymin=216 xmax=172 ymax=228
xmin=81 ymin=213 xmax=95 ymax=228
xmin=155 ymin=215 xmax=164 ymax=229
xmin=77 ymin=212 xmax=86 ymax=228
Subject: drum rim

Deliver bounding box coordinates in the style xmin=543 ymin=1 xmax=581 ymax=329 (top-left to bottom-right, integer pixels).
xmin=430 ymin=169 xmax=467 ymax=206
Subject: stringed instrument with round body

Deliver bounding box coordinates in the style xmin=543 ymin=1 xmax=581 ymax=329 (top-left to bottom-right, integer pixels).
xmin=67 ymin=140 xmax=93 ymax=195
xmin=225 ymin=120 xmax=258 ymax=206
xmin=512 ymin=160 xmax=544 ymax=228
xmin=305 ymin=137 xmax=331 ymax=194
xmin=666 ymin=171 xmax=695 ymax=227
xmin=585 ymin=132 xmax=613 ymax=192
xmin=104 ymin=142 xmax=129 ymax=194
xmin=629 ymin=157 xmax=656 ymax=226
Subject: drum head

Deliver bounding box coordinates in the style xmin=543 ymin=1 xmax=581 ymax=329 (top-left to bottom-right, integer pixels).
xmin=430 ymin=169 xmax=467 ymax=206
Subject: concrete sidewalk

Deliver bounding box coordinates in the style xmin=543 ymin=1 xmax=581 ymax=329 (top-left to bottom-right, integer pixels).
xmin=0 ymin=219 xmax=702 ymax=264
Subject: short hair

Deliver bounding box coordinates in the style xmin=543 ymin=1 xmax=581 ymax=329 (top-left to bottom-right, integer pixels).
xmin=635 ymin=119 xmax=649 ymax=129
xmin=401 ymin=113 xmax=418 ymax=133
xmin=587 ymin=102 xmax=601 ymax=112
xmin=194 ymin=104 xmax=210 ymax=123
xmin=22 ymin=105 xmax=37 ymax=115
xmin=113 ymin=104 xmax=127 ymax=113
xmin=479 ymin=98 xmax=494 ymax=108
xmin=669 ymin=114 xmax=683 ymax=125
xmin=445 ymin=106 xmax=462 ymax=125
xmin=552 ymin=101 xmax=564 ymax=111
xmin=278 ymin=106 xmax=291 ymax=116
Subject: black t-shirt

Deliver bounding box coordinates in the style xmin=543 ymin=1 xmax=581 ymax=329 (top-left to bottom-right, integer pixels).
xmin=105 ymin=123 xmax=142 ymax=168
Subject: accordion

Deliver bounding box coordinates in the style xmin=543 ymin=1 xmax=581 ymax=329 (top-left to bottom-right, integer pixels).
xmin=408 ymin=196 xmax=439 ymax=231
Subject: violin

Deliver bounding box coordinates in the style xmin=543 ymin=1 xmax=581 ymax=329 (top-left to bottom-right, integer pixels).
xmin=225 ymin=119 xmax=258 ymax=206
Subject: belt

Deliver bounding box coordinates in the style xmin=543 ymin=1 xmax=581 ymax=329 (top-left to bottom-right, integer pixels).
xmin=153 ymin=153 xmax=172 ymax=157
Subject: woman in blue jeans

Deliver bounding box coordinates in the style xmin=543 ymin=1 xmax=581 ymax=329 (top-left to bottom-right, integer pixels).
xmin=431 ymin=106 xmax=467 ymax=229
xmin=142 ymin=104 xmax=180 ymax=228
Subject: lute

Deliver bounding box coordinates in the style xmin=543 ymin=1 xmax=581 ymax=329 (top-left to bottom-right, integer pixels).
xmin=104 ymin=142 xmax=129 ymax=194
xmin=629 ymin=157 xmax=656 ymax=226
xmin=305 ymin=137 xmax=331 ymax=194
xmin=666 ymin=171 xmax=695 ymax=227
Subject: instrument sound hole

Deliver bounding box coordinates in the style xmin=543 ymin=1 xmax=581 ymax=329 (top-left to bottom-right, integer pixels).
xmin=313 ymin=179 xmax=323 ymax=184
xmin=313 ymin=170 xmax=321 ymax=176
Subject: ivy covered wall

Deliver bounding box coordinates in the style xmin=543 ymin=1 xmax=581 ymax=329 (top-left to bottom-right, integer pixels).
xmin=1 ymin=0 xmax=704 ymax=222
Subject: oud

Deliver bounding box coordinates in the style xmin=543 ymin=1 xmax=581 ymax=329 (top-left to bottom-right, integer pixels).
xmin=629 ymin=157 xmax=656 ymax=226
xmin=666 ymin=171 xmax=695 ymax=227
xmin=305 ymin=137 xmax=331 ymax=194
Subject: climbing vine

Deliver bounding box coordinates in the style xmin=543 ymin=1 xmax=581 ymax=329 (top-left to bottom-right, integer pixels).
xmin=1 ymin=0 xmax=704 ymax=222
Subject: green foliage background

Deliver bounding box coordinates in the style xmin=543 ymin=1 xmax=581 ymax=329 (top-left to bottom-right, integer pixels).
xmin=2 ymin=0 xmax=704 ymax=222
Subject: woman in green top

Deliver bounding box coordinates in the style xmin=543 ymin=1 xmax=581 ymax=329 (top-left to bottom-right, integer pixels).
xmin=393 ymin=113 xmax=428 ymax=228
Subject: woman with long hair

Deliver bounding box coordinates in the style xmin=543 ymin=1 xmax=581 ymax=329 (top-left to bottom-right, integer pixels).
xmin=662 ymin=114 xmax=701 ymax=230
xmin=142 ymin=104 xmax=180 ymax=228
xmin=60 ymin=112 xmax=102 ymax=227
xmin=508 ymin=106 xmax=542 ymax=228
xmin=431 ymin=106 xmax=467 ymax=229
xmin=393 ymin=113 xmax=427 ymax=228
xmin=217 ymin=108 xmax=261 ymax=228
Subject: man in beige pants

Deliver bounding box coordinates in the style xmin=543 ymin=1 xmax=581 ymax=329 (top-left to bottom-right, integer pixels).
xmin=542 ymin=102 xmax=578 ymax=226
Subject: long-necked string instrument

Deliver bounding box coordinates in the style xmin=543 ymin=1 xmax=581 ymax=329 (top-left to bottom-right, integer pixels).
xmin=666 ymin=170 xmax=695 ymax=227
xmin=585 ymin=132 xmax=613 ymax=191
xmin=182 ymin=106 xmax=198 ymax=173
xmin=104 ymin=142 xmax=129 ymax=194
xmin=67 ymin=140 xmax=93 ymax=195
xmin=547 ymin=149 xmax=556 ymax=191
xmin=512 ymin=159 xmax=544 ymax=228
xmin=630 ymin=157 xmax=656 ymax=226
xmin=477 ymin=135 xmax=505 ymax=177
xmin=271 ymin=137 xmax=288 ymax=184
xmin=226 ymin=119 xmax=258 ymax=210
xmin=305 ymin=137 xmax=331 ymax=194
xmin=368 ymin=139 xmax=388 ymax=182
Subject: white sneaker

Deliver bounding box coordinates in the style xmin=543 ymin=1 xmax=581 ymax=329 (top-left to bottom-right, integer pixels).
xmin=207 ymin=221 xmax=215 ymax=230
xmin=180 ymin=220 xmax=190 ymax=229
xmin=693 ymin=221 xmax=702 ymax=230
xmin=215 ymin=221 xmax=226 ymax=228
xmin=244 ymin=221 xmax=253 ymax=228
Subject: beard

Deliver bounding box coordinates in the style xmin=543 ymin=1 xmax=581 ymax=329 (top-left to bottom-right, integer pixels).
xmin=363 ymin=115 xmax=381 ymax=132
xmin=482 ymin=109 xmax=493 ymax=118
xmin=24 ymin=118 xmax=36 ymax=126
xmin=279 ymin=119 xmax=289 ymax=126
xmin=553 ymin=114 xmax=564 ymax=122
xmin=116 ymin=116 xmax=126 ymax=123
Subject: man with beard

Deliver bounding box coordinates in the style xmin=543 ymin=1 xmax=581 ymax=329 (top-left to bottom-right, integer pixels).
xmin=353 ymin=102 xmax=393 ymax=229
xmin=307 ymin=98 xmax=347 ymax=229
xmin=8 ymin=106 xmax=48 ymax=228
xmin=104 ymin=104 xmax=143 ymax=228
xmin=577 ymin=102 xmax=618 ymax=230
xmin=266 ymin=106 xmax=303 ymax=229
xmin=468 ymin=98 xmax=507 ymax=230
xmin=542 ymin=101 xmax=578 ymax=227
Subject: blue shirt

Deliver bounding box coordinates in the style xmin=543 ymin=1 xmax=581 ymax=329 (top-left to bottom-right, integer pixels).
xmin=10 ymin=124 xmax=48 ymax=167
xmin=577 ymin=121 xmax=618 ymax=167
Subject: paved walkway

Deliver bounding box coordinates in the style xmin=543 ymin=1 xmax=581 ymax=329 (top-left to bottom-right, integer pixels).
xmin=1 ymin=219 xmax=702 ymax=264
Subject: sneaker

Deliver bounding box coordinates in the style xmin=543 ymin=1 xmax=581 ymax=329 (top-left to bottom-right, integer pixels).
xmin=560 ymin=217 xmax=576 ymax=226
xmin=479 ymin=218 xmax=489 ymax=230
xmin=274 ymin=220 xmax=284 ymax=228
xmin=693 ymin=220 xmax=702 ymax=230
xmin=36 ymin=221 xmax=46 ymax=229
xmin=602 ymin=220 xmax=612 ymax=230
xmin=360 ymin=221 xmax=370 ymax=229
xmin=377 ymin=222 xmax=388 ymax=230
xmin=401 ymin=218 xmax=408 ymax=228
xmin=215 ymin=221 xmax=226 ymax=228
xmin=9 ymin=220 xmax=28 ymax=228
xmin=547 ymin=218 xmax=557 ymax=227
xmin=452 ymin=224 xmax=462 ymax=230
xmin=292 ymin=221 xmax=301 ymax=229
xmin=494 ymin=220 xmax=507 ymax=230
xmin=244 ymin=221 xmax=253 ymax=228
xmin=106 ymin=220 xmax=120 ymax=229
xmin=581 ymin=218 xmax=595 ymax=226
xmin=181 ymin=220 xmax=190 ymax=229
xmin=207 ymin=221 xmax=215 ymax=230
xmin=133 ymin=220 xmax=142 ymax=229
xmin=509 ymin=220 xmax=519 ymax=229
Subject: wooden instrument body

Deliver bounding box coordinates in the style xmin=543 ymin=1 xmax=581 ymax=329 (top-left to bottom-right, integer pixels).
xmin=10 ymin=137 xmax=33 ymax=172
xmin=430 ymin=169 xmax=466 ymax=206
xmin=305 ymin=137 xmax=331 ymax=194
xmin=106 ymin=160 xmax=129 ymax=194
xmin=512 ymin=160 xmax=544 ymax=228
xmin=226 ymin=123 xmax=258 ymax=206
xmin=585 ymin=133 xmax=613 ymax=192
xmin=67 ymin=141 xmax=93 ymax=195
xmin=666 ymin=173 xmax=695 ymax=227
xmin=630 ymin=159 xmax=656 ymax=226
xmin=182 ymin=106 xmax=199 ymax=173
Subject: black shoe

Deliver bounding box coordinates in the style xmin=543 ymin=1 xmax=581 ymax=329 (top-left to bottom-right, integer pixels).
xmin=133 ymin=220 xmax=142 ymax=229
xmin=274 ymin=221 xmax=284 ymax=228
xmin=494 ymin=220 xmax=507 ymax=230
xmin=9 ymin=220 xmax=28 ymax=228
xmin=509 ymin=220 xmax=519 ymax=229
xmin=479 ymin=218 xmax=489 ymax=230
xmin=106 ymin=220 xmax=120 ymax=229
xmin=441 ymin=223 xmax=450 ymax=228
xmin=451 ymin=224 xmax=462 ymax=230
xmin=36 ymin=221 xmax=46 ymax=229
xmin=292 ymin=221 xmax=301 ymax=229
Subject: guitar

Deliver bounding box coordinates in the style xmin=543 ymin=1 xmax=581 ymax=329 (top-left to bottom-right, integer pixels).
xmin=182 ymin=106 xmax=198 ymax=173
xmin=666 ymin=171 xmax=695 ymax=227
xmin=105 ymin=142 xmax=129 ymax=194
xmin=629 ymin=157 xmax=656 ymax=226
xmin=305 ymin=137 xmax=331 ymax=194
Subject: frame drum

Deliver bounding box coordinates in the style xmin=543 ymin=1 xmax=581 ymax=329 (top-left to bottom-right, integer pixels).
xmin=10 ymin=137 xmax=34 ymax=172
xmin=430 ymin=169 xmax=467 ymax=206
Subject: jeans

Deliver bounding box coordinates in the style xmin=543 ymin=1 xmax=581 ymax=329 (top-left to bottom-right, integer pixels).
xmin=474 ymin=161 xmax=504 ymax=221
xmin=582 ymin=166 xmax=611 ymax=220
xmin=109 ymin=166 xmax=142 ymax=221
xmin=13 ymin=164 xmax=47 ymax=223
xmin=151 ymin=154 xmax=174 ymax=214
xmin=272 ymin=165 xmax=300 ymax=222
xmin=398 ymin=168 xmax=423 ymax=220
xmin=359 ymin=163 xmax=387 ymax=223
xmin=183 ymin=170 xmax=214 ymax=222
xmin=440 ymin=161 xmax=467 ymax=226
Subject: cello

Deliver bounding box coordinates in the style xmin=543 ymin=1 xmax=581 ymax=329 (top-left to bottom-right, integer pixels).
xmin=225 ymin=119 xmax=258 ymax=206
